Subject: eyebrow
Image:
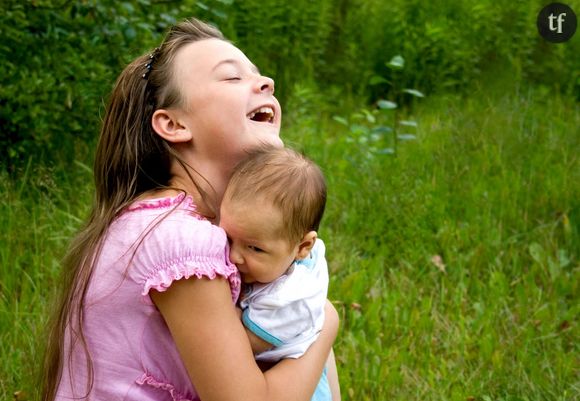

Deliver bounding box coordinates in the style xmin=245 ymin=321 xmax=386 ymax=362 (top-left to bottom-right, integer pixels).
xmin=212 ymin=59 xmax=260 ymax=74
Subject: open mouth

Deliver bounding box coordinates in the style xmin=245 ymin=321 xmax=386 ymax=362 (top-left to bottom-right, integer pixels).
xmin=247 ymin=106 xmax=275 ymax=123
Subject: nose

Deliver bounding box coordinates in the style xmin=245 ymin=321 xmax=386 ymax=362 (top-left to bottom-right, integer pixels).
xmin=229 ymin=244 xmax=244 ymax=265
xmin=255 ymin=75 xmax=275 ymax=94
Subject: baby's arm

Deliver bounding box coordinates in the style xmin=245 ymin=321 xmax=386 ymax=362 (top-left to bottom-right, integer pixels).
xmin=236 ymin=306 xmax=273 ymax=354
xmin=245 ymin=327 xmax=274 ymax=354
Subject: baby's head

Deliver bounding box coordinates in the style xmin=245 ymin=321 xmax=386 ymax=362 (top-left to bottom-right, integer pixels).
xmin=220 ymin=147 xmax=327 ymax=284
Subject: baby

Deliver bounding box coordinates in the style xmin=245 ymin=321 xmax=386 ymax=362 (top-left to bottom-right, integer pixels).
xmin=219 ymin=146 xmax=332 ymax=400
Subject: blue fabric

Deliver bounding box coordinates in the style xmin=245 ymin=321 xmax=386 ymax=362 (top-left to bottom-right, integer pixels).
xmin=311 ymin=367 xmax=331 ymax=401
xmin=295 ymin=245 xmax=319 ymax=270
xmin=242 ymin=308 xmax=284 ymax=347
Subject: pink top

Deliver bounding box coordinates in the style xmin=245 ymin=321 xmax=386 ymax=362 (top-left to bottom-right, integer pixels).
xmin=56 ymin=193 xmax=241 ymax=401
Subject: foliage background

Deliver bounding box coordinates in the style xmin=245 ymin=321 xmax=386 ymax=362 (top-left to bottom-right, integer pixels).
xmin=1 ymin=0 xmax=578 ymax=168
xmin=0 ymin=0 xmax=578 ymax=400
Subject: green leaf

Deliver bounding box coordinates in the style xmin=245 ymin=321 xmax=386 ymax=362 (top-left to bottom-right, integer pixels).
xmin=371 ymin=126 xmax=393 ymax=134
xmin=124 ymin=27 xmax=137 ymax=40
xmin=369 ymin=75 xmax=389 ymax=85
xmin=350 ymin=124 xmax=369 ymax=135
xmin=387 ymin=55 xmax=405 ymax=70
xmin=399 ymin=120 xmax=418 ymax=127
xmin=377 ymin=100 xmax=397 ymax=110
xmin=137 ymin=22 xmax=154 ymax=31
xmin=74 ymin=160 xmax=93 ymax=174
xmin=211 ymin=9 xmax=228 ymax=19
xmin=378 ymin=148 xmax=395 ymax=155
xmin=332 ymin=116 xmax=349 ymax=126
xmin=363 ymin=110 xmax=376 ymax=124
xmin=548 ymin=258 xmax=561 ymax=279
xmin=558 ymin=249 xmax=571 ymax=268
xmin=197 ymin=2 xmax=210 ymax=11
xmin=121 ymin=2 xmax=136 ymax=13
xmin=529 ymin=243 xmax=544 ymax=265
xmin=397 ymin=134 xmax=417 ymax=140
xmin=403 ymin=88 xmax=425 ymax=97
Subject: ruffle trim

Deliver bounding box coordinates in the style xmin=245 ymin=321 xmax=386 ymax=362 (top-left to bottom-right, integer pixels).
xmin=136 ymin=373 xmax=200 ymax=401
xmin=143 ymin=256 xmax=241 ymax=303
xmin=127 ymin=193 xmax=199 ymax=215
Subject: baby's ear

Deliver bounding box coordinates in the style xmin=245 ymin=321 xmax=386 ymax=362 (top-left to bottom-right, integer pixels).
xmin=296 ymin=231 xmax=317 ymax=260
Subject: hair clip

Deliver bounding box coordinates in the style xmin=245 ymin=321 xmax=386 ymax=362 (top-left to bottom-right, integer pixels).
xmin=142 ymin=47 xmax=160 ymax=79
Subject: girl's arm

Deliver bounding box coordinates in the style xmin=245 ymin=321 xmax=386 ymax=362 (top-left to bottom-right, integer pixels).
xmin=151 ymin=276 xmax=338 ymax=401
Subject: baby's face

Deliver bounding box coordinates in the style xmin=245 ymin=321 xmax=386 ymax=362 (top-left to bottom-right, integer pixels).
xmin=219 ymin=196 xmax=299 ymax=284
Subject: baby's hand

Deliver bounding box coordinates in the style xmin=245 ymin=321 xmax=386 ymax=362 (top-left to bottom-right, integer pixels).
xmin=235 ymin=306 xmax=243 ymax=320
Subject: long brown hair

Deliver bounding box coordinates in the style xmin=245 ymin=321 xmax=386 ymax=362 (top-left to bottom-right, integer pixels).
xmin=41 ymin=18 xmax=224 ymax=401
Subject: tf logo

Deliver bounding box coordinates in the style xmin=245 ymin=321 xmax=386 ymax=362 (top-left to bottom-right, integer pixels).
xmin=537 ymin=3 xmax=577 ymax=43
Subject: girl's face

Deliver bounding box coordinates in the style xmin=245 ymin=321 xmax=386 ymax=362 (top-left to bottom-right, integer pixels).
xmin=172 ymin=39 xmax=283 ymax=171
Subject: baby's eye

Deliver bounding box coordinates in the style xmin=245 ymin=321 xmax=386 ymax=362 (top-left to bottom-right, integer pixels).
xmin=225 ymin=76 xmax=241 ymax=81
xmin=249 ymin=245 xmax=265 ymax=253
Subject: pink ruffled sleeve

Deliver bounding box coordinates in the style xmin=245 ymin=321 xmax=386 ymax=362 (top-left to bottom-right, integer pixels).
xmin=130 ymin=201 xmax=241 ymax=303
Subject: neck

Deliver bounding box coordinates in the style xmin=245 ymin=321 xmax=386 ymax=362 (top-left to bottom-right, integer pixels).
xmin=168 ymin=156 xmax=230 ymax=220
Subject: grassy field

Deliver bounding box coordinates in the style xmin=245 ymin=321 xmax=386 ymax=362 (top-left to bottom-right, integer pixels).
xmin=1 ymin=82 xmax=578 ymax=400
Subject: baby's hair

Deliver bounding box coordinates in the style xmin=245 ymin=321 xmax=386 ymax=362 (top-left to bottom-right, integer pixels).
xmin=224 ymin=147 xmax=327 ymax=243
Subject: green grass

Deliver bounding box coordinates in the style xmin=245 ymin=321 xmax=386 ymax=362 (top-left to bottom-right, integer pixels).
xmin=284 ymin=83 xmax=579 ymax=400
xmin=1 ymin=83 xmax=578 ymax=400
xmin=0 ymin=161 xmax=93 ymax=400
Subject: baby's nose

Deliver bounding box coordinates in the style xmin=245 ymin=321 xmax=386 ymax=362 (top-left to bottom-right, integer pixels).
xmin=229 ymin=247 xmax=244 ymax=265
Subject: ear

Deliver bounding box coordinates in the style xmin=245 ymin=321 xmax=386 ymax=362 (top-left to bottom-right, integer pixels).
xmin=295 ymin=231 xmax=317 ymax=260
xmin=152 ymin=109 xmax=192 ymax=143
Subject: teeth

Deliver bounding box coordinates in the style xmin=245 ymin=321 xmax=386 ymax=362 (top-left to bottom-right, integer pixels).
xmin=248 ymin=106 xmax=274 ymax=120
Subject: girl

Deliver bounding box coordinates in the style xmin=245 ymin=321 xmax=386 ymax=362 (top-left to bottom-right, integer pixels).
xmin=42 ymin=17 xmax=338 ymax=401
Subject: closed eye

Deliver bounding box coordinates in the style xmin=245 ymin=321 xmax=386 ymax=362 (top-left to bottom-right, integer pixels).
xmin=249 ymin=245 xmax=265 ymax=253
xmin=225 ymin=77 xmax=241 ymax=81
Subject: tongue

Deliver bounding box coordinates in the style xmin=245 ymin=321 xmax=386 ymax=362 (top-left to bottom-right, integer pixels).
xmin=251 ymin=112 xmax=268 ymax=122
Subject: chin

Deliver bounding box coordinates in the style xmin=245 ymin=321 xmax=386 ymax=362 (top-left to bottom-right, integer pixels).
xmin=247 ymin=121 xmax=281 ymax=138
xmin=243 ymin=138 xmax=283 ymax=154
xmin=263 ymin=136 xmax=284 ymax=149
xmin=260 ymin=128 xmax=284 ymax=147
